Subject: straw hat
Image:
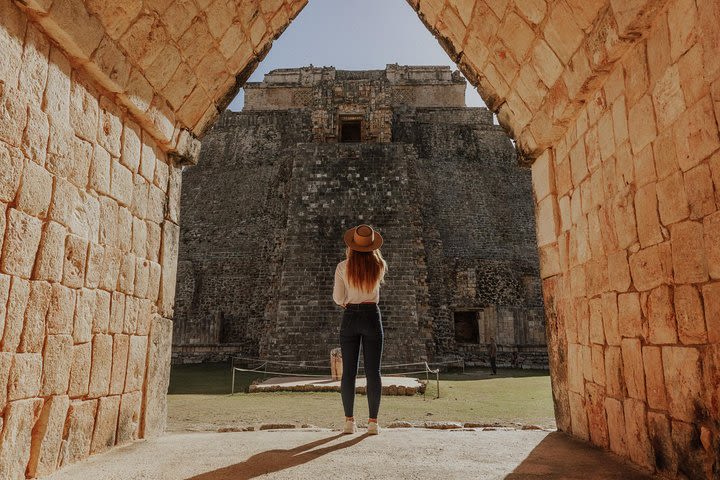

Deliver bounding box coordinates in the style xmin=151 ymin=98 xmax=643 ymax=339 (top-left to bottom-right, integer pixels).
xmin=343 ymin=224 xmax=383 ymax=252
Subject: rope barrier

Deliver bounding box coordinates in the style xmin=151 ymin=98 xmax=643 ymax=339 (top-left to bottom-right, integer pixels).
xmin=230 ymin=357 xmax=448 ymax=398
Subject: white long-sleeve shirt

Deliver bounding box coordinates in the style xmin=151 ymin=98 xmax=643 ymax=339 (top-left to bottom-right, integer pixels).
xmin=332 ymin=260 xmax=380 ymax=306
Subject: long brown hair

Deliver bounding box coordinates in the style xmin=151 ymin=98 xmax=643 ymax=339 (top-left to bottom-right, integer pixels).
xmin=346 ymin=247 xmax=387 ymax=293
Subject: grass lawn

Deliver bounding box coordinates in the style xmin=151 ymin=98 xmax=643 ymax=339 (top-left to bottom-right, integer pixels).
xmin=167 ymin=363 xmax=555 ymax=431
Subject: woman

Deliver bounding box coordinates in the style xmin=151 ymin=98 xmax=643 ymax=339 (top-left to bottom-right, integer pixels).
xmin=333 ymin=224 xmax=387 ymax=435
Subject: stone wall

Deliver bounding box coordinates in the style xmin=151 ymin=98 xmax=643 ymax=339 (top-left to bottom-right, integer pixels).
xmin=174 ymin=110 xmax=312 ymax=359
xmin=395 ymin=106 xmax=546 ymax=366
xmin=0 ymin=2 xmax=177 ymax=477
xmin=530 ymin=0 xmax=720 ymax=476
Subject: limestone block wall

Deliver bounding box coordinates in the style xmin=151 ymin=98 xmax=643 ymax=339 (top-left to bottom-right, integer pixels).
xmin=531 ymin=0 xmax=720 ymax=476
xmin=174 ymin=110 xmax=313 ymax=359
xmin=394 ymin=107 xmax=545 ymax=365
xmin=0 ymin=2 xmax=178 ymax=477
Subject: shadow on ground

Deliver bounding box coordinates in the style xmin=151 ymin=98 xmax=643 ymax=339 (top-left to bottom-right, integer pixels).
xmin=184 ymin=433 xmax=370 ymax=479
xmin=504 ymin=432 xmax=652 ymax=479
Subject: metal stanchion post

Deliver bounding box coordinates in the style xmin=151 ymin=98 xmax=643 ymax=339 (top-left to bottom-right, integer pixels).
xmin=436 ymin=370 xmax=440 ymax=399
xmin=231 ymin=360 xmax=236 ymax=396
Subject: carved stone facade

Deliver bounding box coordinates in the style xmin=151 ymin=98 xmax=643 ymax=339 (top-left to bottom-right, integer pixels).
xmin=173 ymin=66 xmax=546 ymax=367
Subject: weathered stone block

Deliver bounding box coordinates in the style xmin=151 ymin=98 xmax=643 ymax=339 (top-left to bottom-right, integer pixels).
xmin=585 ymin=382 xmax=609 ymax=448
xmin=0 ymin=352 xmax=12 ymax=411
xmin=568 ymin=391 xmax=589 ymax=441
xmin=623 ymin=398 xmax=653 ymax=469
xmin=620 ymin=338 xmax=645 ymax=400
xmin=69 ymin=76 xmax=99 ymax=143
xmin=93 ymin=289 xmax=111 ymax=333
xmin=17 ymin=160 xmax=53 ymax=217
xmin=139 ymin=139 xmax=158 ymax=182
xmin=100 ymin=246 xmax=122 ymax=291
xmin=49 ymin=177 xmax=100 ymax=241
xmin=617 ymin=292 xmax=642 ymax=339
xmin=134 ymin=258 xmax=150 ymax=299
xmin=670 ymin=220 xmax=708 ymax=284
xmin=656 ymin=171 xmax=690 ymax=225
xmin=68 ymin=342 xmax=91 ymax=397
xmin=604 ymin=397 xmax=627 ymax=457
xmin=607 ymin=250 xmax=631 ymax=293
xmin=147 ymin=185 xmax=166 ymax=224
xmin=662 ymin=346 xmax=702 ymax=422
xmin=118 ymin=207 xmax=133 ymax=253
xmin=0 ymin=144 xmax=23 ymax=202
xmin=647 ymin=412 xmax=677 ymax=475
xmin=20 ymin=280 xmax=51 ymax=353
xmin=89 ymin=144 xmax=112 ymax=196
xmin=628 ymin=95 xmax=657 ymax=155
xmin=588 ymin=299 xmax=605 ymax=345
xmin=47 ymin=282 xmax=76 ymax=334
xmin=702 ymin=282 xmax=720 ymax=344
xmin=674 ymin=96 xmax=720 ymax=172
xmin=628 ymin=242 xmax=673 ymax=292
xmin=27 ymin=395 xmax=70 ymax=477
xmin=601 ymin=292 xmax=621 ymax=346
xmin=167 ymin=166 xmax=182 ymax=224
xmin=73 ymin=288 xmax=96 ymax=344
xmin=97 ymin=97 xmax=123 ymax=157
xmin=590 ymin=344 xmax=605 ymax=386
xmin=652 ymin=64 xmax=686 ymax=129
xmin=117 ymin=391 xmax=142 ymax=444
xmin=0 ymin=398 xmax=43 ymax=479
xmin=110 ymin=160 xmax=134 ymax=207
xmin=33 ymin=220 xmax=66 ymax=282
xmin=118 ymin=252 xmax=136 ymax=295
xmin=124 ymin=295 xmax=140 ymax=334
xmin=642 ymin=345 xmax=668 ymax=410
xmin=88 ymin=334 xmax=113 ymax=397
xmin=634 ymin=183 xmax=663 ymax=248
xmin=121 ymin=120 xmax=142 ymax=172
xmin=148 ymin=261 xmax=161 ymax=302
xmin=41 ymin=335 xmax=73 ymax=395
xmin=684 ymin=163 xmax=716 ymax=219
xmin=85 ymin=242 xmax=105 ymax=289
xmin=704 ymin=205 xmax=720 ymax=281
xmin=90 ymin=395 xmax=121 ymax=454
xmin=159 ymin=221 xmax=179 ymax=317
xmin=9 ymin=353 xmax=42 ymax=400
xmin=612 ymin=185 xmax=638 ymax=249
xmin=109 ymin=291 xmax=126 ymax=334
xmin=136 ymin=299 xmax=152 ymax=336
xmin=1 ymin=208 xmax=43 ymax=278
xmin=99 ymin=196 xmax=119 ymax=247
xmin=125 ymin=335 xmax=148 ymax=392
xmin=146 ymin=222 xmax=161 ymax=262
xmin=63 ymin=399 xmax=98 ymax=466
xmin=673 ymin=285 xmax=707 ymax=344
xmin=63 ymin=234 xmax=89 ymax=288
xmin=110 ymin=334 xmax=130 ymax=394
xmin=644 ymin=285 xmax=678 ymax=345
xmin=1 ymin=277 xmax=30 ymax=351
xmin=142 ymin=317 xmax=172 ymax=437
xmin=132 ymin=217 xmax=147 ymax=258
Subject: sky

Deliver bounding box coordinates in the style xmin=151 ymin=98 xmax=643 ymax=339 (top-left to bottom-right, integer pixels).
xmin=227 ymin=0 xmax=487 ymax=111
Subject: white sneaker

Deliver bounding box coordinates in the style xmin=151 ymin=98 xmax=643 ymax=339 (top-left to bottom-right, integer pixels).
xmin=367 ymin=422 xmax=380 ymax=435
xmin=343 ymin=419 xmax=357 ymax=434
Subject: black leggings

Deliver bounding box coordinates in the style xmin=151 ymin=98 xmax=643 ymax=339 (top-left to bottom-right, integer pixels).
xmin=339 ymin=304 xmax=384 ymax=419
